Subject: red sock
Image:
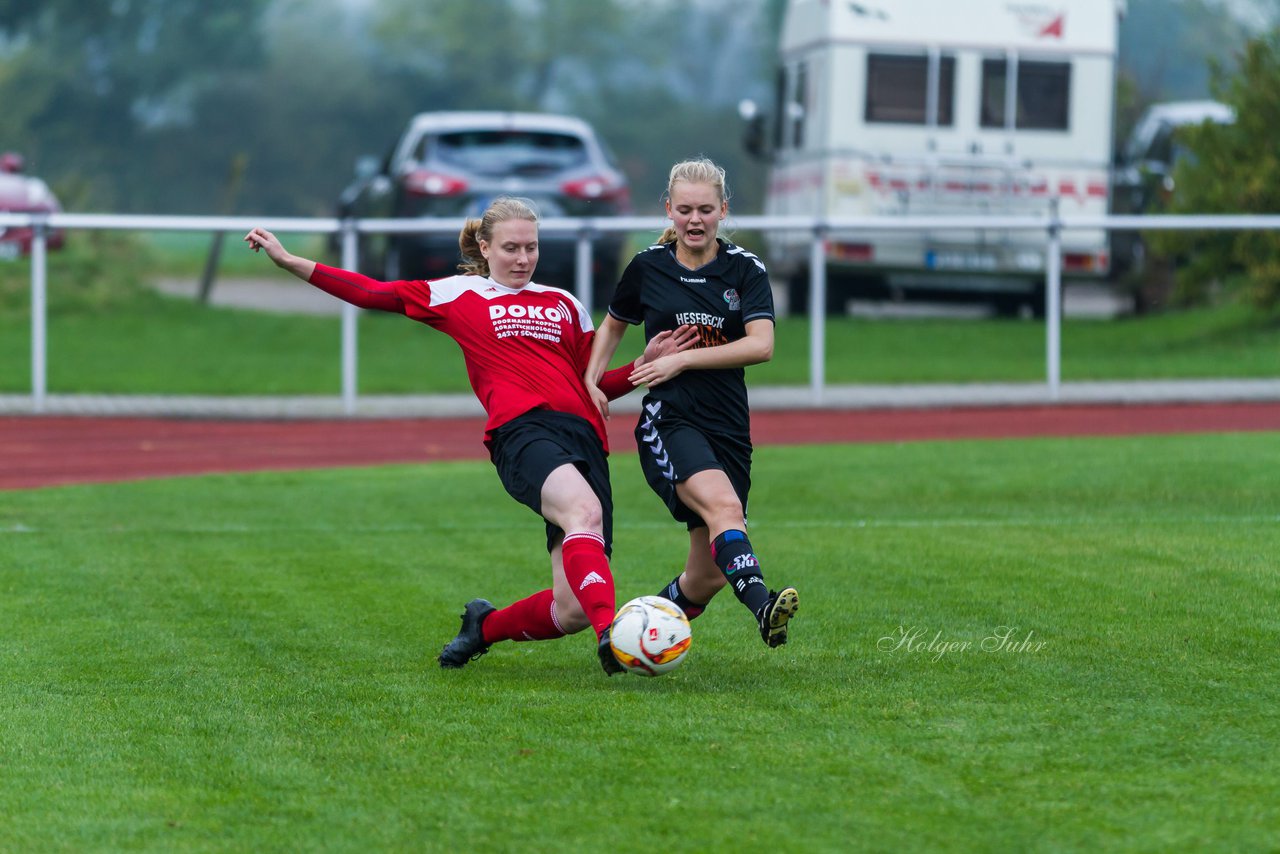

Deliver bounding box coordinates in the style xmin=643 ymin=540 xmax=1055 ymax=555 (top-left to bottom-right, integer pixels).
xmin=481 ymin=589 xmax=567 ymax=643
xmin=561 ymin=531 xmax=616 ymax=636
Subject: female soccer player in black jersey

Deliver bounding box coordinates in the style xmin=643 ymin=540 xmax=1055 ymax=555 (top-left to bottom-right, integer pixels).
xmin=245 ymin=198 xmax=694 ymax=675
xmin=584 ymin=159 xmax=800 ymax=648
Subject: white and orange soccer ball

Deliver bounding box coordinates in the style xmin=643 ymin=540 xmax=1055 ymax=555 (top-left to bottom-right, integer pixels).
xmin=608 ymin=596 xmax=692 ymax=676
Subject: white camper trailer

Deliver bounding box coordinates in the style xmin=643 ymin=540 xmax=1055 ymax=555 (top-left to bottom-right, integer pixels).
xmin=750 ymin=0 xmax=1125 ymax=315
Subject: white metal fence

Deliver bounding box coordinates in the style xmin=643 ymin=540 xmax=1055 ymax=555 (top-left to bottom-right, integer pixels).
xmin=4 ymin=209 xmax=1279 ymax=414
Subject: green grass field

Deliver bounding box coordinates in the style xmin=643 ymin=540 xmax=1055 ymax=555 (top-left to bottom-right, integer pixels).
xmin=2 ymin=433 xmax=1277 ymax=851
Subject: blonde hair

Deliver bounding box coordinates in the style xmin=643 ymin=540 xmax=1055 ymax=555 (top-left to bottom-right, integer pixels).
xmin=658 ymin=157 xmax=730 ymax=245
xmin=458 ymin=197 xmax=540 ymax=276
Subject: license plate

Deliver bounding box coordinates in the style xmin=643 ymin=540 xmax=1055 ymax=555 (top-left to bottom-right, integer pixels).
xmin=925 ymin=250 xmax=998 ymax=271
xmin=0 ymin=241 xmax=20 ymax=261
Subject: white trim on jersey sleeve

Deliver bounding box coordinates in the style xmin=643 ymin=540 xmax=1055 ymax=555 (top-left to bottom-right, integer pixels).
xmin=726 ymin=244 xmax=767 ymax=273
xmin=425 ymin=275 xmax=487 ymax=308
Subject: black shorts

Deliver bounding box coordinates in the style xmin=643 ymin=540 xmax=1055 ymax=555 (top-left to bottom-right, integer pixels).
xmin=634 ymin=398 xmax=752 ymax=530
xmin=489 ymin=408 xmax=613 ymax=555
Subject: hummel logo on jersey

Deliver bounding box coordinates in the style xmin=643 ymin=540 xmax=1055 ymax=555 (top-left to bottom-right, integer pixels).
xmin=679 ymin=276 xmax=707 ymax=284
xmin=578 ymin=571 xmax=606 ymax=591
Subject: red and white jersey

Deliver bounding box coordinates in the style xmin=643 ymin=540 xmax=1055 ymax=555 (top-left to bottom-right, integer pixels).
xmin=309 ymin=265 xmax=620 ymax=448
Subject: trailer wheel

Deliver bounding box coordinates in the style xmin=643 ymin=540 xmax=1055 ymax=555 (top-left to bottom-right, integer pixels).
xmin=992 ymin=281 xmax=1046 ymax=319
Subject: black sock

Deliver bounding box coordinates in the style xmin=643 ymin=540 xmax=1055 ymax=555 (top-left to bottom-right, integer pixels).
xmin=658 ymin=575 xmax=708 ymax=621
xmin=711 ymin=530 xmax=771 ymax=617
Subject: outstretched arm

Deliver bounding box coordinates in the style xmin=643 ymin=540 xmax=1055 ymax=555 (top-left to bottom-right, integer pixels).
xmin=244 ymin=227 xmax=404 ymax=313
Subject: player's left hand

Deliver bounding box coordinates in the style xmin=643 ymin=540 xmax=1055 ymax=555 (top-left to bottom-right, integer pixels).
xmin=629 ymin=352 xmax=688 ymax=388
xmin=634 ymin=324 xmax=697 ymax=371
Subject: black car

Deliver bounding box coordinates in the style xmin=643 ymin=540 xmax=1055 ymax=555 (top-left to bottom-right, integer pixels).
xmin=337 ymin=111 xmax=631 ymax=304
xmin=1110 ymin=100 xmax=1235 ymax=278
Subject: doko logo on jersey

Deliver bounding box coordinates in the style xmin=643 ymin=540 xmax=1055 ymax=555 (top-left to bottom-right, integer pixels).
xmin=489 ymin=303 xmax=567 ymax=323
xmin=489 ymin=299 xmax=572 ymax=342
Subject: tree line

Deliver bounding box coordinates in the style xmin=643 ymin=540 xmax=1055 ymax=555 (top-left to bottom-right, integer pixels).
xmin=3 ymin=0 xmax=1278 ymax=309
xmin=0 ymin=0 xmax=781 ymax=217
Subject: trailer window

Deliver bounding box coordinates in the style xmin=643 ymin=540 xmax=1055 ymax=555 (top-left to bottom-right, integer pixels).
xmin=773 ymin=63 xmax=809 ymax=150
xmin=791 ymin=63 xmax=808 ymax=148
xmin=980 ymin=59 xmax=1071 ymax=130
xmin=773 ymin=66 xmax=788 ymax=150
xmin=865 ymin=54 xmax=954 ymax=126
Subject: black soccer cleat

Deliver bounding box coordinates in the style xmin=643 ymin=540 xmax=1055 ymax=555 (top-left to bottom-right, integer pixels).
xmin=758 ymin=587 xmax=800 ymax=648
xmin=438 ymin=598 xmax=496 ymax=668
xmin=597 ymin=627 xmax=626 ymax=677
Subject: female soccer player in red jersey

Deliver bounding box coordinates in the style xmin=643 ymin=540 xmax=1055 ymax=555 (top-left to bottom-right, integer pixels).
xmin=584 ymin=159 xmax=800 ymax=649
xmin=245 ymin=197 xmax=694 ymax=675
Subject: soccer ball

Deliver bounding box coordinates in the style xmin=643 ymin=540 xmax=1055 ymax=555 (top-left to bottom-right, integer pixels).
xmin=608 ymin=596 xmax=692 ymax=676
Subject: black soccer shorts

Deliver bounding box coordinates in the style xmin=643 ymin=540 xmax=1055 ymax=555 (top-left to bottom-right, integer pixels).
xmin=633 ymin=398 xmax=753 ymax=530
xmin=489 ymin=408 xmax=614 ymax=555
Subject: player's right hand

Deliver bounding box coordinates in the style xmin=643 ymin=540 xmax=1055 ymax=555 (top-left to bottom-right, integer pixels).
xmin=586 ymin=381 xmax=610 ymax=420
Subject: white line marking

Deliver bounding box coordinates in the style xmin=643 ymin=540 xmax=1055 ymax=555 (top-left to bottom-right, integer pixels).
xmin=3 ymin=516 xmax=1277 ymax=535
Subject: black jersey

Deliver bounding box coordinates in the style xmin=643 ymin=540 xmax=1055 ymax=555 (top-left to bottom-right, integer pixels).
xmin=607 ymin=238 xmax=775 ymax=439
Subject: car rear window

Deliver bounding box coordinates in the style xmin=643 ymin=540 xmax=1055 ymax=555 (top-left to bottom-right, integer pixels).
xmin=434 ymin=131 xmax=589 ymax=176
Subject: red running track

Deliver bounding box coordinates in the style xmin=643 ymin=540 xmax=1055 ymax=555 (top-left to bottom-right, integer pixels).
xmin=2 ymin=402 xmax=1278 ymax=490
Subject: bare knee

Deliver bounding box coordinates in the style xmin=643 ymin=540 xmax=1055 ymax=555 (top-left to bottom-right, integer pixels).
xmin=573 ymin=500 xmax=603 ymax=534
xmin=541 ymin=465 xmax=604 ymax=535
xmin=704 ymin=497 xmax=745 ymax=533
xmin=560 ymin=497 xmax=603 ymax=535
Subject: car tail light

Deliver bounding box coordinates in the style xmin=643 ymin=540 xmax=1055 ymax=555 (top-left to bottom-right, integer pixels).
xmin=403 ymin=170 xmax=469 ymax=197
xmin=1063 ymin=251 xmax=1107 ymax=273
xmin=829 ymin=241 xmax=873 ymax=263
xmin=561 ymin=175 xmax=630 ymax=209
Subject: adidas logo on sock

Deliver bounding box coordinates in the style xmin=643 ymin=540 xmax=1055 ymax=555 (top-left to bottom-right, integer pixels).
xmin=578 ymin=571 xmax=606 ymax=591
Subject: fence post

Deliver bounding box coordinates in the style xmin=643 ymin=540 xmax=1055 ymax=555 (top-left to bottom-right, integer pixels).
xmin=339 ymin=220 xmax=359 ymax=415
xmin=808 ymin=225 xmax=827 ymax=405
xmin=575 ymin=226 xmax=594 ymax=313
xmin=1045 ymin=199 xmax=1062 ymax=400
xmin=30 ymin=218 xmax=48 ymax=413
